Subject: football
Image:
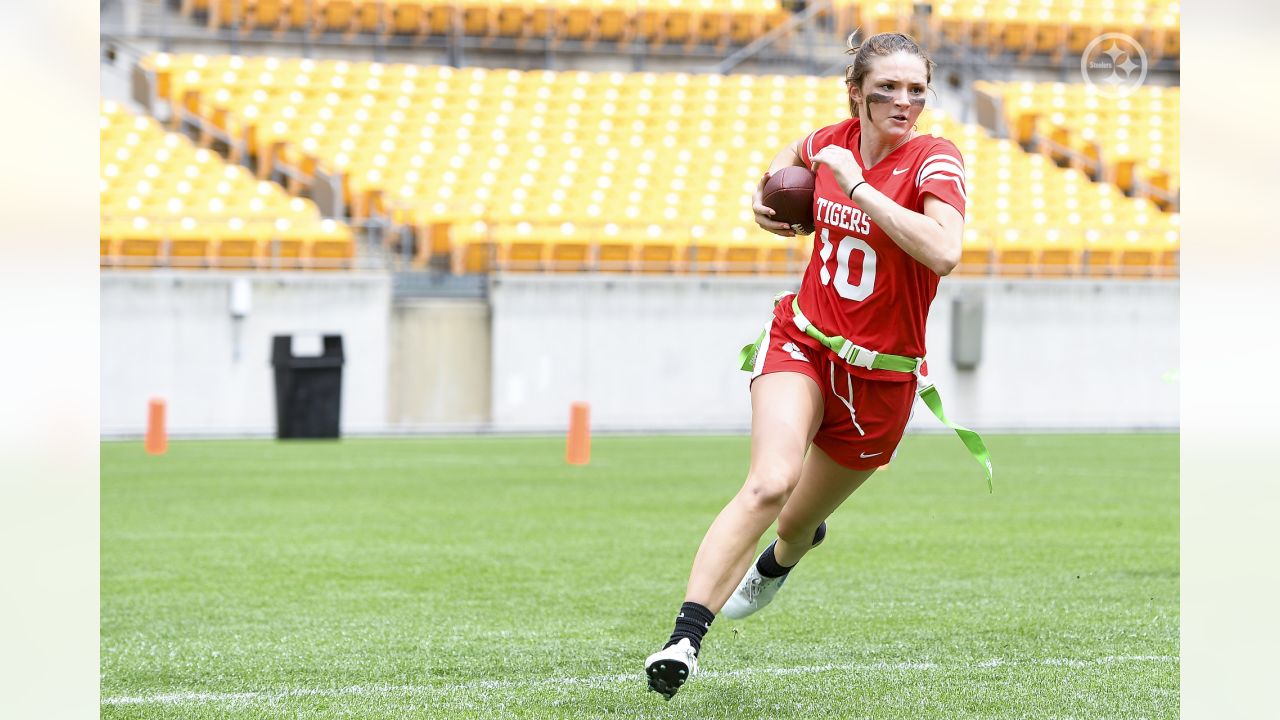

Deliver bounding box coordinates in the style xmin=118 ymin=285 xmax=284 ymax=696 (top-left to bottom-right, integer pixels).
xmin=761 ymin=166 xmax=817 ymax=234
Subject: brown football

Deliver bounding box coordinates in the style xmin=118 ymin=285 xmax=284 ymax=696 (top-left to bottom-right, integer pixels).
xmin=761 ymin=166 xmax=817 ymax=234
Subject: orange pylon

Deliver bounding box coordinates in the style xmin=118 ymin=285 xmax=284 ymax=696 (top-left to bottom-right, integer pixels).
xmin=566 ymin=402 xmax=590 ymax=465
xmin=145 ymin=398 xmax=167 ymax=455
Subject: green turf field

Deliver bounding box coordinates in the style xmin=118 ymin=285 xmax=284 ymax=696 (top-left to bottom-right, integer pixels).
xmin=101 ymin=433 xmax=1178 ymax=719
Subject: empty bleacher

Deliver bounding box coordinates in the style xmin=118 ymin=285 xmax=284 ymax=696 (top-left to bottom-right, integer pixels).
xmin=837 ymin=0 xmax=1179 ymax=60
xmin=978 ymin=81 xmax=1178 ymax=210
xmin=177 ymin=0 xmax=787 ymax=47
xmin=100 ymin=100 xmax=355 ymax=269
xmin=133 ymin=54 xmax=1178 ymax=277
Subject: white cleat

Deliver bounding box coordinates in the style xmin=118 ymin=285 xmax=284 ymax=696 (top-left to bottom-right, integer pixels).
xmin=721 ymin=559 xmax=789 ymax=619
xmin=644 ymin=638 xmax=699 ymax=700
xmin=722 ymin=523 xmax=825 ymax=620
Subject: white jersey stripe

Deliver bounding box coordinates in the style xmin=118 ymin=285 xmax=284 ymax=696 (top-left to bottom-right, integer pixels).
xmin=917 ymin=158 xmax=965 ymax=188
xmin=919 ymin=167 xmax=967 ymax=195
xmin=918 ymin=160 xmax=964 ymax=181
xmin=805 ymin=131 xmax=816 ymax=167
xmin=916 ymin=153 xmax=962 ymax=184
xmin=921 ymin=175 xmax=969 ymax=204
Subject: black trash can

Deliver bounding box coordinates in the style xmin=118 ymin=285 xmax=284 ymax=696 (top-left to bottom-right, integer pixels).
xmin=270 ymin=334 xmax=344 ymax=439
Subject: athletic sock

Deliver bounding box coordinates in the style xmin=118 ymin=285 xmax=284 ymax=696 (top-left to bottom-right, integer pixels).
xmin=755 ymin=541 xmax=794 ymax=578
xmin=664 ymin=601 xmax=715 ymax=655
xmin=811 ymin=521 xmax=827 ymax=547
xmin=757 ymin=522 xmax=827 ymax=579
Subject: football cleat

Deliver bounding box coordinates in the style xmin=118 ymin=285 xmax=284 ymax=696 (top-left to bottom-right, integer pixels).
xmin=722 ymin=522 xmax=826 ymax=620
xmin=645 ymin=638 xmax=699 ymax=700
xmin=721 ymin=560 xmax=787 ymax=620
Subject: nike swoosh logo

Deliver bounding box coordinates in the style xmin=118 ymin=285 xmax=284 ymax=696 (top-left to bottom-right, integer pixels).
xmin=892 ymin=168 xmax=909 ymax=175
xmin=860 ymin=451 xmax=884 ymax=458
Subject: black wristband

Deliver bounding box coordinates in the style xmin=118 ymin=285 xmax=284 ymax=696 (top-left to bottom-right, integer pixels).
xmin=849 ymin=180 xmax=868 ymax=198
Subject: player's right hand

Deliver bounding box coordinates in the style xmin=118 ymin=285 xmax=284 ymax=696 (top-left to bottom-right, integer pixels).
xmin=753 ymin=172 xmax=796 ymax=237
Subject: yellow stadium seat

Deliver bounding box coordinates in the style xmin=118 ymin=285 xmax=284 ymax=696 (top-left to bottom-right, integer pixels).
xmin=182 ymin=0 xmax=212 ymax=16
xmin=1032 ymin=23 xmax=1065 ymax=57
xmin=102 ymin=99 xmax=355 ymax=273
xmin=1159 ymin=27 xmax=1180 ymax=59
xmin=759 ymin=235 xmax=805 ymax=276
xmin=596 ymin=0 xmax=630 ymax=42
xmin=497 ymin=222 xmax=548 ymax=271
xmin=986 ymin=81 xmax=1180 ymax=207
xmin=633 ymin=0 xmax=662 ymax=41
xmin=307 ymin=219 xmax=356 ymax=269
xmin=999 ymin=16 xmax=1033 ymax=56
xmin=101 ymin=220 xmax=127 ymax=268
xmin=168 ymin=218 xmax=215 ymax=268
xmin=263 ymin=220 xmax=310 ymax=269
xmin=547 ymin=223 xmax=592 ymax=272
xmin=1082 ymin=229 xmax=1121 ymax=277
xmin=353 ymin=0 xmax=382 ymax=33
xmin=459 ymin=0 xmax=492 ymax=36
xmin=450 ymin=220 xmax=498 ymax=274
xmin=211 ymin=220 xmax=259 ymax=269
xmin=283 ymin=0 xmax=309 ymax=29
xmin=315 ymin=0 xmax=356 ymax=33
xmin=956 ymin=228 xmax=994 ymax=276
xmin=994 ymin=228 xmax=1036 ymax=278
xmin=720 ymin=227 xmax=763 ymax=275
xmin=250 ymin=0 xmax=286 ymax=29
xmin=117 ymin=218 xmax=165 ymax=269
xmin=1037 ymin=229 xmax=1085 ymax=278
xmin=596 ymin=224 xmax=638 ymax=272
xmin=206 ymin=0 xmax=240 ymax=28
xmin=1158 ymin=227 xmax=1179 ymax=276
xmin=1115 ymin=228 xmax=1164 ymax=279
xmin=522 ymin=0 xmax=554 ymax=37
xmin=728 ymin=8 xmax=762 ymax=45
xmin=560 ymin=0 xmax=594 ymax=40
xmin=636 ymin=224 xmax=681 ymax=273
xmin=139 ymin=56 xmax=1177 ymax=279
xmin=182 ymin=0 xmax=795 ymax=46
xmin=684 ymin=226 xmax=718 ymax=273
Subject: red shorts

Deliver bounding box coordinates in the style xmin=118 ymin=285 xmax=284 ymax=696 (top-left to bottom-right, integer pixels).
xmin=748 ymin=314 xmax=917 ymax=470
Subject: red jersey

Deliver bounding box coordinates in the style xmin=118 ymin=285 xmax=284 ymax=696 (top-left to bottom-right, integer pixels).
xmin=782 ymin=118 xmax=968 ymax=383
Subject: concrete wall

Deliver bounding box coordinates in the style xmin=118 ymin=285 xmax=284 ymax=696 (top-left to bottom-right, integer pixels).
xmin=389 ymin=299 xmax=491 ymax=426
xmin=101 ymin=271 xmax=391 ymax=435
xmin=101 ymin=272 xmax=1177 ymax=436
xmin=489 ymin=275 xmax=1178 ymax=432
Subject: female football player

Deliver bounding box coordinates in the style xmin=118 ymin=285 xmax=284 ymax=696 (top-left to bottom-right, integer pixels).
xmin=645 ymin=32 xmax=971 ymax=699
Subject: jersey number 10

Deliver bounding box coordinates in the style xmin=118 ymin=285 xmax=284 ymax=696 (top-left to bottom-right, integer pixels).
xmin=818 ymin=227 xmax=877 ymax=302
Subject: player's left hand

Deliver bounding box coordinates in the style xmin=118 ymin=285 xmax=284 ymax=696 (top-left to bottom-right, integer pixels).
xmin=811 ymin=145 xmax=865 ymax=197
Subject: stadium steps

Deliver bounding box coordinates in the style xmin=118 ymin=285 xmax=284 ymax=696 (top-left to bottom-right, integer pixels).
xmin=101 ymin=100 xmax=358 ymax=270
xmin=976 ymin=81 xmax=1179 ymax=212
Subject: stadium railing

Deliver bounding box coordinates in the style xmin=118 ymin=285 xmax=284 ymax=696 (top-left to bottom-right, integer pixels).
xmin=102 ymin=100 xmax=359 ymax=270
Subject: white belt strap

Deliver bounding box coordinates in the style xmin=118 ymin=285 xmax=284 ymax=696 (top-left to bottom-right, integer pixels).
xmin=829 ymin=364 xmax=866 ymax=437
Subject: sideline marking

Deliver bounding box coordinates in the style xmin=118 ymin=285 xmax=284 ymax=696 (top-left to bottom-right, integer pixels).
xmin=102 ymin=655 xmax=1178 ymax=707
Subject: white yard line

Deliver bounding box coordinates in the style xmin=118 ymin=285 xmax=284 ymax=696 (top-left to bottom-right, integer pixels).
xmin=102 ymin=655 xmax=1178 ymax=707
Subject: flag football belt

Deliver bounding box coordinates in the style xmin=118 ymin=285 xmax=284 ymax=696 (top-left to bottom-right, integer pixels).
xmin=737 ymin=294 xmax=994 ymax=492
